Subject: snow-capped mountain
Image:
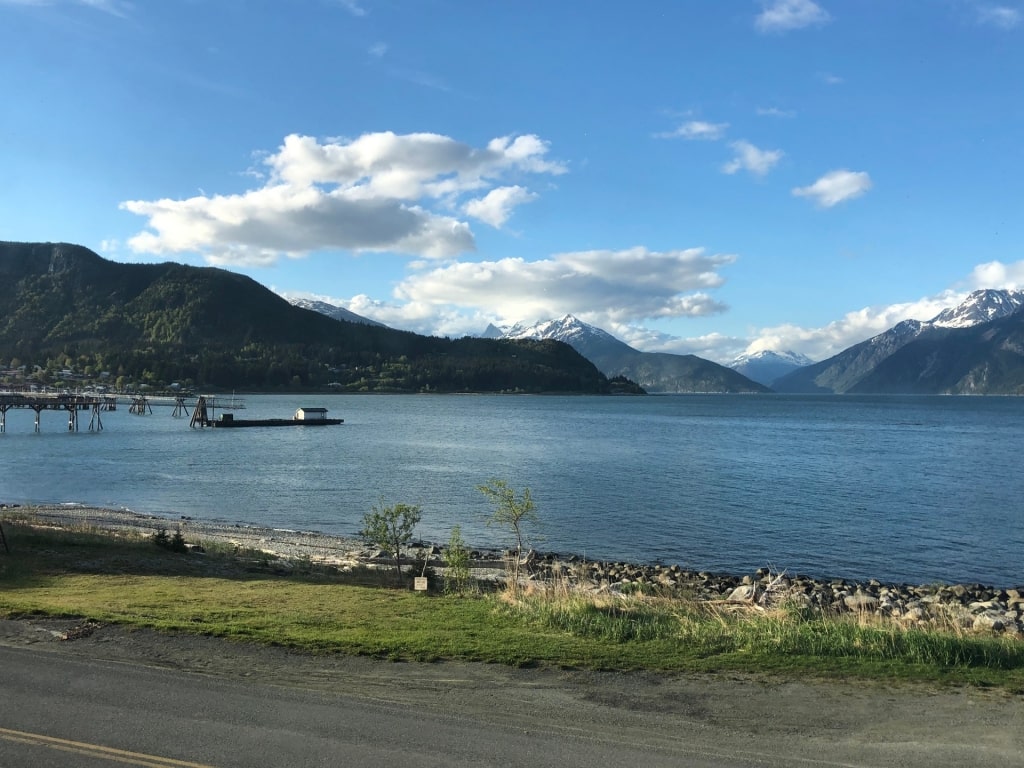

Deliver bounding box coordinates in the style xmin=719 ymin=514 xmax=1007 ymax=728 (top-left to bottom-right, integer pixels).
xmin=501 ymin=315 xmax=625 ymax=348
xmin=928 ymin=288 xmax=1024 ymax=329
xmin=727 ymin=350 xmax=815 ymax=387
xmin=489 ymin=315 xmax=769 ymax=394
xmin=774 ymin=289 xmax=1024 ymax=394
xmin=288 ymin=298 xmax=386 ymax=327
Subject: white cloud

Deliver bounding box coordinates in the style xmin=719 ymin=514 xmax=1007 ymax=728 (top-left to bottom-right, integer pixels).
xmin=392 ymin=247 xmax=734 ymax=330
xmin=336 ymin=0 xmax=366 ymax=17
xmin=463 ymin=186 xmax=536 ymax=228
xmin=722 ymin=140 xmax=784 ymax=176
xmin=964 ymin=259 xmax=1024 ymax=289
xmin=122 ymin=131 xmax=565 ymax=265
xmin=656 ymin=121 xmax=729 ymax=140
xmin=818 ymin=72 xmax=844 ymax=85
xmin=792 ymin=169 xmax=872 ymax=207
xmin=755 ymin=0 xmax=830 ymax=32
xmin=615 ymin=328 xmax=746 ymax=361
xmin=977 ymin=5 xmax=1021 ymax=28
xmin=369 ymin=42 xmax=388 ymax=58
xmin=756 ymin=106 xmax=795 ymax=118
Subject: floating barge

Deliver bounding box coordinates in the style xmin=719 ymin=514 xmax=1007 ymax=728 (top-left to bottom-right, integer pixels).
xmin=191 ymin=399 xmax=342 ymax=429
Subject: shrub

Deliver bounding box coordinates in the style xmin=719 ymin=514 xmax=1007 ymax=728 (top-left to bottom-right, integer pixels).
xmin=444 ymin=525 xmax=473 ymax=595
xmin=359 ymin=502 xmax=422 ymax=583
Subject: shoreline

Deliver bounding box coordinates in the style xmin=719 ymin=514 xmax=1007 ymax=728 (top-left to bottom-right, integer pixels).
xmin=3 ymin=502 xmax=1023 ymax=636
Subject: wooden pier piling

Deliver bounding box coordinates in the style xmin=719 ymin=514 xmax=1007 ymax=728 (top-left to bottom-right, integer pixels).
xmin=0 ymin=393 xmax=104 ymax=433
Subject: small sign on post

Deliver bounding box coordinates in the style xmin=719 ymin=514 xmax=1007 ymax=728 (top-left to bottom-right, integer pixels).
xmin=413 ymin=576 xmax=428 ymax=591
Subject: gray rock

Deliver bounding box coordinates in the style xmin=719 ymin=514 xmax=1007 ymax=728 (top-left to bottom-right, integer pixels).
xmin=727 ymin=584 xmax=758 ymax=603
xmin=972 ymin=612 xmax=1005 ymax=632
xmin=844 ymin=591 xmax=880 ymax=611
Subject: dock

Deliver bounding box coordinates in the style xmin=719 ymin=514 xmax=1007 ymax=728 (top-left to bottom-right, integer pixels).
xmin=0 ymin=392 xmax=113 ymax=432
xmin=0 ymin=391 xmax=342 ymax=433
xmin=190 ymin=398 xmax=342 ymax=428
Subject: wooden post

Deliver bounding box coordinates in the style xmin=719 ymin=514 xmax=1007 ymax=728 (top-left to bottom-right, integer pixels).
xmin=88 ymin=403 xmax=103 ymax=431
xmin=190 ymin=396 xmax=210 ymax=428
xmin=0 ymin=520 xmax=9 ymax=554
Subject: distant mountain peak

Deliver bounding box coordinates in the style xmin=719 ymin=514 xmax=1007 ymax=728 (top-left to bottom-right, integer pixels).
xmin=501 ymin=314 xmax=621 ymax=345
xmin=927 ymin=288 xmax=1024 ymax=329
xmin=287 ymin=297 xmax=385 ymax=327
xmin=773 ymin=288 xmax=1024 ymax=395
xmin=728 ymin=349 xmax=814 ymax=387
xmin=730 ymin=349 xmax=814 ymax=367
xmin=491 ymin=314 xmax=768 ymax=393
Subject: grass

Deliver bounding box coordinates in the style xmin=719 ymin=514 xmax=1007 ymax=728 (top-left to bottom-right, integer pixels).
xmin=2 ymin=519 xmax=1023 ymax=690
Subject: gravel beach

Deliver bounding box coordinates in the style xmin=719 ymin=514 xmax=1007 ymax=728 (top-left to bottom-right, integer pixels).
xmin=4 ymin=503 xmax=371 ymax=566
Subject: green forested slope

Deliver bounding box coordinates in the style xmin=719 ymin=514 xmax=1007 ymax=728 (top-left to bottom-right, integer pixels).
xmin=0 ymin=242 xmax=620 ymax=393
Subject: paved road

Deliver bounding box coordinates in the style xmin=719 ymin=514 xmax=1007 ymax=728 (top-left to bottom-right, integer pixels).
xmin=0 ymin=646 xmax=764 ymax=768
xmin=1 ymin=623 xmax=1022 ymax=767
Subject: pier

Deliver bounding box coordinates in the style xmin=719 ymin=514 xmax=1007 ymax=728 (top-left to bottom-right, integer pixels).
xmin=0 ymin=392 xmax=112 ymax=433
xmin=0 ymin=391 xmax=250 ymax=433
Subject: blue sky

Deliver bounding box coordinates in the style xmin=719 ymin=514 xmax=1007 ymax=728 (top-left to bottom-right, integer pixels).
xmin=3 ymin=0 xmax=1023 ymax=363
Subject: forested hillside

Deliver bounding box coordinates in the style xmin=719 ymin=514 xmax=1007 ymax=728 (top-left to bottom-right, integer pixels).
xmin=0 ymin=242 xmax=624 ymax=394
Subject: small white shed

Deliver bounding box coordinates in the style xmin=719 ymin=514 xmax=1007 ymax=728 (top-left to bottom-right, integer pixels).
xmin=294 ymin=407 xmax=329 ymax=421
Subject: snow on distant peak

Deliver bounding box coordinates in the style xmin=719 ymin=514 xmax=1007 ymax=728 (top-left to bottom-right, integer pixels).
xmin=499 ymin=314 xmax=619 ymax=344
xmin=729 ymin=349 xmax=814 ymax=368
xmin=928 ymin=289 xmax=1024 ymax=329
xmin=288 ymin=297 xmax=385 ymax=327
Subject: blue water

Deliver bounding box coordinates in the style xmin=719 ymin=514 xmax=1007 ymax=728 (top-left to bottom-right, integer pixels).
xmin=1 ymin=394 xmax=1021 ymax=586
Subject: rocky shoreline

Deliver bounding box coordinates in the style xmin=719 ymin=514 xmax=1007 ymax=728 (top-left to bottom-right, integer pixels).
xmin=5 ymin=503 xmax=1022 ymax=637
xmin=533 ymin=556 xmax=1024 ymax=636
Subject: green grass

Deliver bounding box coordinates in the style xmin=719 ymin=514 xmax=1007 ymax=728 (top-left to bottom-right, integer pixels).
xmin=2 ymin=520 xmax=1023 ymax=690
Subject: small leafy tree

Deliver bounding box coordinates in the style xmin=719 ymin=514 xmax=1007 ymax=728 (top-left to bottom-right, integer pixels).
xmin=444 ymin=525 xmax=472 ymax=595
xmin=359 ymin=502 xmax=422 ymax=582
xmin=477 ymin=479 xmax=537 ymax=588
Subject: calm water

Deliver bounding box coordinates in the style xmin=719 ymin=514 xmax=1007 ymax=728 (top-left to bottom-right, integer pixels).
xmin=2 ymin=394 xmax=1021 ymax=586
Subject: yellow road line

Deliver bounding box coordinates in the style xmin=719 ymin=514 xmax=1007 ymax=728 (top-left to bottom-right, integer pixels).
xmin=0 ymin=727 xmax=217 ymax=768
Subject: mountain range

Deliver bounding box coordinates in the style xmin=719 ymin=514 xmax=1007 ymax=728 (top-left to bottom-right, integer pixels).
xmin=8 ymin=239 xmax=1023 ymax=396
xmin=297 ymin=287 xmax=1024 ymax=395
xmin=0 ymin=241 xmax=618 ymax=395
xmin=475 ymin=290 xmax=1024 ymax=395
xmin=773 ymin=289 xmax=1024 ymax=394
xmin=482 ymin=315 xmax=770 ymax=394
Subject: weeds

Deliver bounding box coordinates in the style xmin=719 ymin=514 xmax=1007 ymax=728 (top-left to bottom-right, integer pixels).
xmin=500 ymin=588 xmax=1024 ymax=672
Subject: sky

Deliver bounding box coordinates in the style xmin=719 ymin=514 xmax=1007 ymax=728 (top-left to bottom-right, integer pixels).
xmin=2 ymin=0 xmax=1024 ymax=364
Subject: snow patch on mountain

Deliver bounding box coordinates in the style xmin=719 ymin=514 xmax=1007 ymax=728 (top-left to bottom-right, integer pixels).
xmin=927 ymin=289 xmax=1024 ymax=329
xmin=497 ymin=315 xmax=623 ymax=345
xmin=730 ymin=349 xmax=814 ymax=368
xmin=288 ymin=297 xmax=385 ymax=327
xmin=727 ymin=349 xmax=815 ymax=387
